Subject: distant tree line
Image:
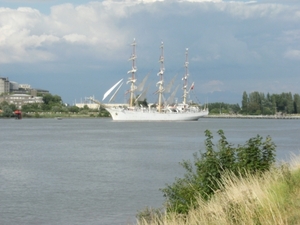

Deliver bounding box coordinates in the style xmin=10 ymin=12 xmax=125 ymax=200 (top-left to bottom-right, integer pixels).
xmin=208 ymin=91 xmax=300 ymax=115
xmin=241 ymin=91 xmax=300 ymax=115
xmin=208 ymin=102 xmax=241 ymax=115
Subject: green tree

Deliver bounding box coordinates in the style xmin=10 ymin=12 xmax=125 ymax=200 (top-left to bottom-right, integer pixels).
xmin=0 ymin=101 xmax=9 ymax=110
xmin=68 ymin=106 xmax=80 ymax=113
xmin=248 ymin=92 xmax=263 ymax=115
xmin=286 ymin=92 xmax=294 ymax=113
xmin=22 ymin=103 xmax=38 ymax=112
xmin=42 ymin=93 xmax=62 ymax=105
xmin=99 ymin=107 xmax=110 ymax=117
xmin=9 ymin=104 xmax=17 ymax=111
xmin=51 ymin=105 xmax=61 ymax=113
xmin=272 ymin=94 xmax=277 ymax=114
xmin=241 ymin=91 xmax=248 ymax=114
xmin=208 ymin=102 xmax=240 ymax=115
xmin=240 ymin=91 xmax=300 ymax=115
xmin=273 ymin=92 xmax=292 ymax=114
xmin=294 ymin=94 xmax=300 ymax=113
xmin=2 ymin=105 xmax=13 ymax=117
xmin=230 ymin=103 xmax=241 ymax=114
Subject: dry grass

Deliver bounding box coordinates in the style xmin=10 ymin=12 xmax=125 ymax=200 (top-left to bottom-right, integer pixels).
xmin=136 ymin=156 xmax=300 ymax=225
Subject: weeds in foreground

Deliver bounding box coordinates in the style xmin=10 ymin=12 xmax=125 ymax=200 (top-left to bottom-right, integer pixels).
xmin=136 ymin=159 xmax=300 ymax=225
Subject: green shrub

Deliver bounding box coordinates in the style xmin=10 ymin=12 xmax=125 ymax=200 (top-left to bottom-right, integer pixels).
xmin=34 ymin=112 xmax=40 ymax=118
xmin=161 ymin=129 xmax=276 ymax=215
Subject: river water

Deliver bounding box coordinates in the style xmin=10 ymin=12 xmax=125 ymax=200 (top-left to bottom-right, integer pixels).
xmin=0 ymin=118 xmax=299 ymax=225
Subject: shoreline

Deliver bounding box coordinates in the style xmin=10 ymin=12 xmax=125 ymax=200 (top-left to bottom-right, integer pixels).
xmin=206 ymin=114 xmax=300 ymax=119
xmin=2 ymin=113 xmax=300 ymax=120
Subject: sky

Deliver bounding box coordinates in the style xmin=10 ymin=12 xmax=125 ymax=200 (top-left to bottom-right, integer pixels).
xmin=0 ymin=0 xmax=299 ymax=105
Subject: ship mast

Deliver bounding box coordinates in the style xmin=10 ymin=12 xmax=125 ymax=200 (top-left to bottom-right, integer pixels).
xmin=182 ymin=48 xmax=189 ymax=105
xmin=128 ymin=39 xmax=137 ymax=107
xmin=157 ymin=42 xmax=165 ymax=113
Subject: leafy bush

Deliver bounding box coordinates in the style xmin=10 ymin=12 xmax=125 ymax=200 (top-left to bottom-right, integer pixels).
xmin=161 ymin=130 xmax=276 ymax=214
xmin=2 ymin=105 xmax=14 ymax=117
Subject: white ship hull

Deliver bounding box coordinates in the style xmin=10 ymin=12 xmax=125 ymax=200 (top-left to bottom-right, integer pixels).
xmin=105 ymin=107 xmax=209 ymax=121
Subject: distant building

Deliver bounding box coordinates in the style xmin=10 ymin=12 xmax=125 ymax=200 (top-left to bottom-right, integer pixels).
xmin=0 ymin=77 xmax=49 ymax=95
xmin=0 ymin=94 xmax=43 ymax=109
xmin=0 ymin=77 xmax=49 ymax=108
xmin=75 ymin=96 xmax=129 ymax=110
xmin=75 ymin=103 xmax=100 ymax=110
xmin=0 ymin=77 xmax=10 ymax=94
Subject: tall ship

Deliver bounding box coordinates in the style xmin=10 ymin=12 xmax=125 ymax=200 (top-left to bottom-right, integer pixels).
xmin=102 ymin=39 xmax=209 ymax=121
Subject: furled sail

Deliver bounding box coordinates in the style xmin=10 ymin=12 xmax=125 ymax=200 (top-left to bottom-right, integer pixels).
xmin=157 ymin=69 xmax=164 ymax=76
xmin=126 ymin=78 xmax=136 ymax=84
xmin=136 ymin=74 xmax=149 ymax=92
xmin=103 ymin=79 xmax=123 ymax=101
xmin=127 ymin=67 xmax=137 ymax=74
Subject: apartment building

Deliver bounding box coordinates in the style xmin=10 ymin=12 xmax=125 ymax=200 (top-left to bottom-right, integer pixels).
xmin=0 ymin=77 xmax=10 ymax=94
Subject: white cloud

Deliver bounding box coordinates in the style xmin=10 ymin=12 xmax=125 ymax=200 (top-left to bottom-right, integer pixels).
xmin=280 ymin=30 xmax=300 ymax=43
xmin=0 ymin=2 xmax=131 ymax=63
xmin=0 ymin=0 xmax=299 ymax=97
xmin=284 ymin=49 xmax=300 ymax=60
xmin=63 ymin=34 xmax=88 ymax=43
xmin=201 ymin=80 xmax=224 ymax=93
xmin=0 ymin=7 xmax=59 ymax=63
xmin=0 ymin=0 xmax=299 ymax=103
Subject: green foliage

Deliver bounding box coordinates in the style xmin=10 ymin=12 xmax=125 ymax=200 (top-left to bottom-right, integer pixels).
xmin=41 ymin=93 xmax=63 ymax=111
xmin=1 ymin=105 xmax=13 ymax=117
xmin=42 ymin=93 xmax=62 ymax=105
xmin=208 ymin=102 xmax=241 ymax=114
xmin=98 ymin=107 xmax=110 ymax=117
xmin=22 ymin=103 xmax=42 ymax=112
xmin=242 ymin=91 xmax=300 ymax=115
xmin=0 ymin=101 xmax=18 ymax=117
xmin=19 ymin=93 xmax=109 ymax=117
xmin=242 ymin=91 xmax=248 ymax=113
xmin=68 ymin=106 xmax=80 ymax=113
xmin=79 ymin=109 xmax=89 ymax=115
xmin=9 ymin=104 xmax=17 ymax=111
xmin=293 ymin=94 xmax=300 ymax=113
xmin=34 ymin=112 xmax=40 ymax=118
xmin=0 ymin=101 xmax=8 ymax=110
xmin=236 ymin=135 xmax=276 ymax=175
xmin=161 ymin=130 xmax=276 ymax=215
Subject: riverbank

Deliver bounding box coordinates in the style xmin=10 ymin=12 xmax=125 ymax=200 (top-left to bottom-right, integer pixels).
xmin=3 ymin=112 xmax=300 ymax=119
xmin=20 ymin=111 xmax=105 ymax=118
xmin=136 ymin=157 xmax=300 ymax=225
xmin=206 ymin=114 xmax=300 ymax=119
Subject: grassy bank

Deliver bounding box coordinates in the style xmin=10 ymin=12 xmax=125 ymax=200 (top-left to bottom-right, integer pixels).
xmin=137 ymin=157 xmax=300 ymax=225
xmin=21 ymin=111 xmax=109 ymax=118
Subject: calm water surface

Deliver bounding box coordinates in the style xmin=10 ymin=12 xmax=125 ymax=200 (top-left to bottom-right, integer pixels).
xmin=0 ymin=118 xmax=299 ymax=225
